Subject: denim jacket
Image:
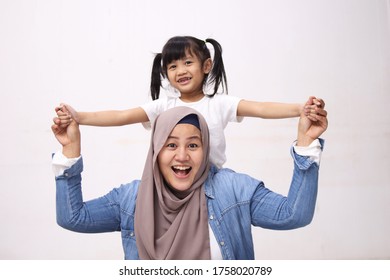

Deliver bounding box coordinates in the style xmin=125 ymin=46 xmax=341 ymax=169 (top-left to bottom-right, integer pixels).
xmin=55 ymin=141 xmax=322 ymax=260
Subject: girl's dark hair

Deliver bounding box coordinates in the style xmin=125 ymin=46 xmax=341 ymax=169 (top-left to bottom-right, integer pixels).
xmin=150 ymin=36 xmax=228 ymax=100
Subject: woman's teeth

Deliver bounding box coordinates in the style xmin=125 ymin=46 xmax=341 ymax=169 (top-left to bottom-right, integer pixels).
xmin=172 ymin=166 xmax=191 ymax=175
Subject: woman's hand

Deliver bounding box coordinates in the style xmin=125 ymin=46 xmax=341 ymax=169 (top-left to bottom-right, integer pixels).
xmin=54 ymin=103 xmax=79 ymax=127
xmin=297 ymin=97 xmax=328 ymax=146
xmin=52 ymin=106 xmax=81 ymax=158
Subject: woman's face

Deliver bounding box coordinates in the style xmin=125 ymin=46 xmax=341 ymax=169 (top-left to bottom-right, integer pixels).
xmin=157 ymin=123 xmax=204 ymax=192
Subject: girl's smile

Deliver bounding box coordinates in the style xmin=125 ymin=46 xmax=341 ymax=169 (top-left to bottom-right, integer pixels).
xmin=166 ymin=51 xmax=212 ymax=99
xmin=177 ymin=77 xmax=192 ymax=84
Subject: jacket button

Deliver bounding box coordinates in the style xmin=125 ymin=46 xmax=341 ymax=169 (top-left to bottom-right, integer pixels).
xmin=220 ymin=241 xmax=225 ymax=246
xmin=210 ymin=215 xmax=214 ymax=220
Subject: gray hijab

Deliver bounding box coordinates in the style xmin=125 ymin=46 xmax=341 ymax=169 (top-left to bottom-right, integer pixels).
xmin=134 ymin=107 xmax=211 ymax=259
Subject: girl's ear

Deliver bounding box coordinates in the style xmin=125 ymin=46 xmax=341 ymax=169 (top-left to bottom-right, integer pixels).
xmin=203 ymin=58 xmax=212 ymax=74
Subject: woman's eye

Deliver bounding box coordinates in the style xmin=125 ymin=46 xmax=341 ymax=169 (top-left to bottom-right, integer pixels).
xmin=188 ymin=143 xmax=198 ymax=149
xmin=167 ymin=143 xmax=176 ymax=148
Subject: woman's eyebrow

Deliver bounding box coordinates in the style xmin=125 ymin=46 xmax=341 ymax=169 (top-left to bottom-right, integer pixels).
xmin=167 ymin=135 xmax=201 ymax=140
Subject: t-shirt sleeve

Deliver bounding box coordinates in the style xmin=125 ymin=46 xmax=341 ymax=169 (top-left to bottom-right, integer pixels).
xmin=140 ymin=98 xmax=167 ymax=130
xmin=219 ymin=94 xmax=244 ymax=123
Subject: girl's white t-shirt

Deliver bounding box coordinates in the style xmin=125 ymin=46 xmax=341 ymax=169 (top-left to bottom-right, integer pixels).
xmin=141 ymin=94 xmax=243 ymax=168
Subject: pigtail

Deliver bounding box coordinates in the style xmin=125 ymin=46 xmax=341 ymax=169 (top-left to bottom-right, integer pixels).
xmin=150 ymin=53 xmax=163 ymax=100
xmin=205 ymin=38 xmax=228 ymax=96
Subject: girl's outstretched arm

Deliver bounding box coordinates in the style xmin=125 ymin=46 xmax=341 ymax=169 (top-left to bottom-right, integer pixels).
xmin=236 ymin=96 xmax=323 ymax=119
xmin=237 ymin=100 xmax=302 ymax=118
xmin=55 ymin=104 xmax=149 ymax=126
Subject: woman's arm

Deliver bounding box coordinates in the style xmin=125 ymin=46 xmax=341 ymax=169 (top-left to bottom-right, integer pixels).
xmin=52 ymin=116 xmax=124 ymax=232
xmin=250 ymin=148 xmax=321 ymax=230
xmin=251 ymin=99 xmax=328 ymax=229
xmin=55 ymin=158 xmax=122 ymax=233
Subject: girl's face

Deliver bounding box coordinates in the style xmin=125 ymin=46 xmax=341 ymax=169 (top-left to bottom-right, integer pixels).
xmin=157 ymin=123 xmax=204 ymax=192
xmin=166 ymin=50 xmax=212 ymax=98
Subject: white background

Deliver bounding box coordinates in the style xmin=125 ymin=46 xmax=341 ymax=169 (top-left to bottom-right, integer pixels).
xmin=0 ymin=0 xmax=389 ymax=260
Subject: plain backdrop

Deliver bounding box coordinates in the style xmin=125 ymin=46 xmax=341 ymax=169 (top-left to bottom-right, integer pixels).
xmin=0 ymin=0 xmax=389 ymax=260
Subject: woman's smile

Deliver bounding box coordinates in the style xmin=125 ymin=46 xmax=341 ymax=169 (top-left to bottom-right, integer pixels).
xmin=157 ymin=123 xmax=203 ymax=191
xmin=172 ymin=165 xmax=192 ymax=177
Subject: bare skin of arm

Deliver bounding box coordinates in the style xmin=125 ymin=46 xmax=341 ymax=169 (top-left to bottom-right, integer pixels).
xmin=51 ymin=117 xmax=81 ymax=158
xmin=236 ymin=96 xmax=328 ymax=146
xmin=52 ymin=100 xmax=328 ymax=157
xmin=237 ymin=100 xmax=303 ymax=118
xmin=55 ymin=105 xmax=149 ymax=127
xmin=237 ymin=96 xmax=324 ymax=119
xmin=296 ymin=102 xmax=327 ymax=146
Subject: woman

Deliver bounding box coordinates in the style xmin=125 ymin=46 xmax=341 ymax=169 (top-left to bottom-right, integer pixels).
xmin=51 ymin=105 xmax=328 ymax=260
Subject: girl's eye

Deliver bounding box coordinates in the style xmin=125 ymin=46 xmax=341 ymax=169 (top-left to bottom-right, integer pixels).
xmin=185 ymin=60 xmax=193 ymax=65
xmin=168 ymin=65 xmax=176 ymax=70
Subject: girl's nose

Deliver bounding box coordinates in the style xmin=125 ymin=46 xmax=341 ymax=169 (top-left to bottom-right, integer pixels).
xmin=177 ymin=65 xmax=187 ymax=75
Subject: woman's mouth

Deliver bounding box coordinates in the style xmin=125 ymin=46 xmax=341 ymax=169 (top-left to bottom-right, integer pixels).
xmin=172 ymin=165 xmax=192 ymax=176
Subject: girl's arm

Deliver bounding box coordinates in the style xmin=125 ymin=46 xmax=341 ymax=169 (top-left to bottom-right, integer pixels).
xmin=76 ymin=107 xmax=149 ymax=126
xmin=237 ymin=96 xmax=324 ymax=119
xmin=57 ymin=104 xmax=149 ymax=126
xmin=237 ymin=99 xmax=303 ymax=119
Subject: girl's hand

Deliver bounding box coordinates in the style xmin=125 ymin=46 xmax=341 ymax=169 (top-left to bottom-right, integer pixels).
xmin=297 ymin=97 xmax=328 ymax=146
xmin=303 ymin=96 xmax=326 ymax=122
xmin=54 ymin=103 xmax=79 ymax=127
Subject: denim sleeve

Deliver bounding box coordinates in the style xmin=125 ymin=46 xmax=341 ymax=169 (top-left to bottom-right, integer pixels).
xmin=251 ymin=139 xmax=324 ymax=230
xmin=55 ymin=157 xmax=122 ymax=233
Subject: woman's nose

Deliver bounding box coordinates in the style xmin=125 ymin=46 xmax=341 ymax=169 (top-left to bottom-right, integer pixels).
xmin=175 ymin=147 xmax=189 ymax=161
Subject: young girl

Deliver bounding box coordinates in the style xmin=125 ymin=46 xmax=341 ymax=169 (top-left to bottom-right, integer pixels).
xmin=56 ymin=36 xmax=323 ymax=168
